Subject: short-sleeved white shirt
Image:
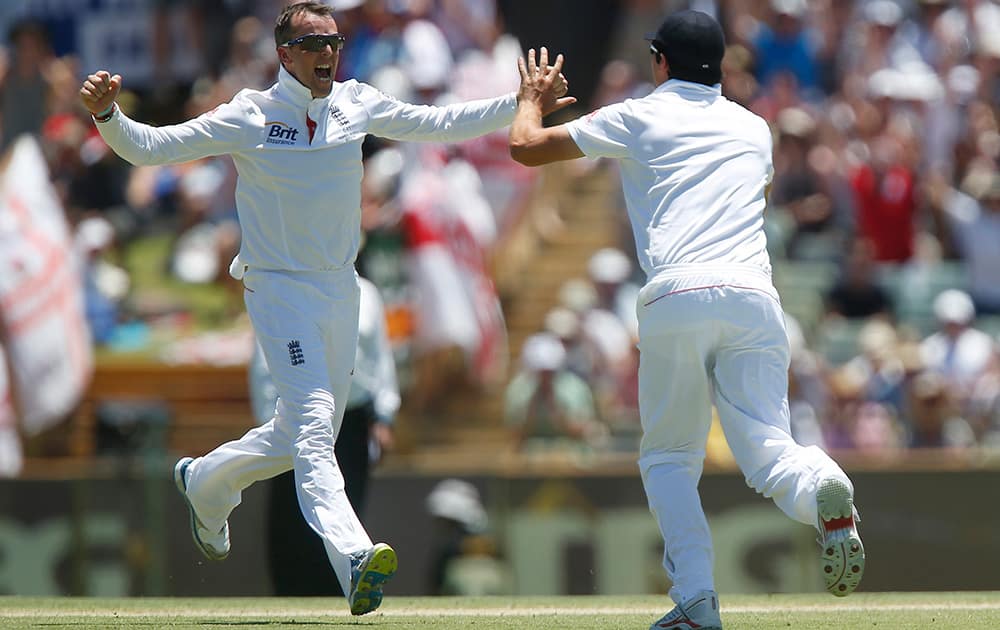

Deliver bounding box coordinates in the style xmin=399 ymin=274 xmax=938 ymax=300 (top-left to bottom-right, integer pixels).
xmin=566 ymin=79 xmax=774 ymax=284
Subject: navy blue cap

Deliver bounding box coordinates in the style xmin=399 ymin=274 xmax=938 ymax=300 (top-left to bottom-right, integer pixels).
xmin=645 ymin=10 xmax=725 ymax=85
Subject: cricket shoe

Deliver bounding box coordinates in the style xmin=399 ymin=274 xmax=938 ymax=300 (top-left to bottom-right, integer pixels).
xmin=173 ymin=457 xmax=230 ymax=561
xmin=817 ymin=477 xmax=865 ymax=597
xmin=650 ymin=590 xmax=722 ymax=630
xmin=349 ymin=543 xmax=397 ymax=616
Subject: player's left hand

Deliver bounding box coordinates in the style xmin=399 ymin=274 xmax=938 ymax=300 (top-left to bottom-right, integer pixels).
xmin=517 ymin=47 xmax=576 ymax=116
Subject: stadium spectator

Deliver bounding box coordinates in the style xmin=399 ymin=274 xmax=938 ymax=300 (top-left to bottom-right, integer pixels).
xmin=543 ymin=306 xmax=598 ymax=383
xmin=969 ymin=350 xmax=1000 ymax=444
xmin=909 ymin=0 xmax=954 ymax=70
xmin=849 ymin=132 xmax=918 ymax=263
xmin=824 ymin=239 xmax=894 ymax=320
xmin=399 ymin=148 xmax=509 ymax=410
xmin=719 ymin=43 xmax=758 ymax=108
xmin=937 ymin=0 xmax=1000 ymax=70
xmin=425 ymin=478 xmax=510 ymax=596
xmin=824 ymin=361 xmax=901 ymax=452
xmin=785 ymin=313 xmax=829 ymax=448
xmin=505 ymin=332 xmax=605 ymax=454
xmin=750 ymin=0 xmax=821 ymax=98
xmin=845 ymin=319 xmax=910 ymax=418
xmin=588 ymin=247 xmax=640 ymax=339
xmin=926 ymin=168 xmax=1000 ymax=315
xmin=851 ymin=0 xmax=922 ymax=75
xmin=920 ymin=289 xmax=996 ymax=396
xmin=432 ymin=0 xmax=503 ymax=59
xmin=0 ymin=20 xmax=52 ymax=150
xmin=769 ymin=106 xmax=845 ymax=261
xmin=555 ymin=274 xmax=633 ymax=420
xmin=74 ymin=216 xmax=129 ymax=346
xmin=217 ymin=15 xmax=279 ymax=94
xmin=907 ymin=371 xmax=976 ymax=448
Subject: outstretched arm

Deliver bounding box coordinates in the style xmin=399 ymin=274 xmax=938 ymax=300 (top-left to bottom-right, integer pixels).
xmin=79 ymin=70 xmax=246 ymax=166
xmin=364 ymin=49 xmax=574 ymax=144
xmin=509 ymin=48 xmax=584 ymax=167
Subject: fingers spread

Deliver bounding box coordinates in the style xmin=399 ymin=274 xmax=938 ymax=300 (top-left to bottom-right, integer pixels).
xmin=539 ymin=47 xmax=549 ymax=72
xmin=518 ymin=56 xmax=528 ymax=81
xmin=527 ymin=48 xmax=537 ymax=76
xmin=549 ymin=53 xmax=564 ymax=78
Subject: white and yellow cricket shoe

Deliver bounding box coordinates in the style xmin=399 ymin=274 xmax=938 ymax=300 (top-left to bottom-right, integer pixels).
xmin=349 ymin=542 xmax=397 ymax=616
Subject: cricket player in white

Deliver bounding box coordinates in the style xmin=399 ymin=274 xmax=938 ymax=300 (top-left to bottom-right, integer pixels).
xmin=79 ymin=1 xmax=572 ymax=616
xmin=510 ymin=11 xmax=864 ymax=630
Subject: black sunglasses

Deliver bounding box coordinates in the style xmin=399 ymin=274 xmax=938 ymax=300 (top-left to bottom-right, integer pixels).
xmin=281 ymin=33 xmax=346 ymax=53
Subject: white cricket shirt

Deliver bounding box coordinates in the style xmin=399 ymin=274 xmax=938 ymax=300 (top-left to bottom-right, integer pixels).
xmin=566 ymin=79 xmax=774 ymax=286
xmin=97 ymin=67 xmax=516 ymax=272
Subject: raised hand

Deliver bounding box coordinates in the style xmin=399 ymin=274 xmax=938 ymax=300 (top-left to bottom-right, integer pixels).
xmin=79 ymin=70 xmax=122 ymax=116
xmin=517 ymin=47 xmax=576 ymax=116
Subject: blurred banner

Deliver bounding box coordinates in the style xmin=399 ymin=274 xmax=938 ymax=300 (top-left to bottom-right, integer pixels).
xmin=0 ymin=346 xmax=19 ymax=476
xmin=402 ymin=170 xmax=508 ymax=387
xmin=0 ymin=136 xmax=93 ymax=441
xmin=0 ymin=469 xmax=996 ymax=596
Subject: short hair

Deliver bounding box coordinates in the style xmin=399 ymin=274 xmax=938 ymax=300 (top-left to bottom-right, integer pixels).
xmin=7 ymin=19 xmax=50 ymax=49
xmin=274 ymin=2 xmax=336 ymax=46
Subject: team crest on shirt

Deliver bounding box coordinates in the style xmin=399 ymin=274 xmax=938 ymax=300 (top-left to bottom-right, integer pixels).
xmin=328 ymin=104 xmax=350 ymax=127
xmin=288 ymin=340 xmax=305 ymax=366
xmin=264 ymin=121 xmax=301 ymax=145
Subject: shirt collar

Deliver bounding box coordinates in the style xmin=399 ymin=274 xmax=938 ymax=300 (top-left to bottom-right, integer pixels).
xmin=276 ymin=65 xmax=322 ymax=107
xmin=653 ymin=78 xmax=722 ymax=99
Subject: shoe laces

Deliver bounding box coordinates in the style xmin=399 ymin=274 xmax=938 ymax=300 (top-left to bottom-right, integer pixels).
xmin=350 ymin=549 xmax=368 ymax=583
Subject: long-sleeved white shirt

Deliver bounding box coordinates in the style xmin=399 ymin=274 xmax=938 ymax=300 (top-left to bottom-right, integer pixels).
xmin=97 ymin=66 xmax=516 ymax=272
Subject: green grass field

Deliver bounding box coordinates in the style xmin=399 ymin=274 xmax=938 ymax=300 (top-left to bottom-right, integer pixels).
xmin=1 ymin=593 xmax=999 ymax=629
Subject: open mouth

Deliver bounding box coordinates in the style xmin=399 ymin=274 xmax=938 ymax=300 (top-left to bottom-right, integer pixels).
xmin=314 ymin=65 xmax=332 ymax=81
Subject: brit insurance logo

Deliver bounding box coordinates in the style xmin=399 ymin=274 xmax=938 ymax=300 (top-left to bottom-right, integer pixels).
xmin=265 ymin=121 xmax=300 ymax=145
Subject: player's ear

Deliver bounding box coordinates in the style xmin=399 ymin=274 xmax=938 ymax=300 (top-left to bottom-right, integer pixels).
xmin=277 ymin=46 xmax=291 ymax=69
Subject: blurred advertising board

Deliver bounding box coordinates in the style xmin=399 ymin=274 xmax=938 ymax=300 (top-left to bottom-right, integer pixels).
xmin=0 ymin=469 xmax=995 ymax=596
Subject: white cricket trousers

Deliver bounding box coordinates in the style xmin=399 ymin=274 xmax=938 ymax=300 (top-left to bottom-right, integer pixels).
xmin=635 ymin=266 xmax=851 ymax=605
xmin=183 ymin=265 xmax=372 ymax=596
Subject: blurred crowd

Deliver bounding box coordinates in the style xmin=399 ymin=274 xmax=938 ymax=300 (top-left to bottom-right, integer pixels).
xmin=1 ymin=0 xmax=999 ymax=458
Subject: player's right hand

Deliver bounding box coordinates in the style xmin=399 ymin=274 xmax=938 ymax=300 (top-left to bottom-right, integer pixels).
xmin=517 ymin=47 xmax=576 ymax=117
xmin=79 ymin=70 xmax=122 ymax=116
